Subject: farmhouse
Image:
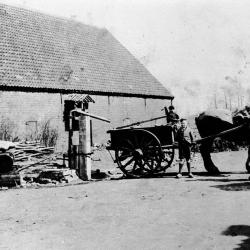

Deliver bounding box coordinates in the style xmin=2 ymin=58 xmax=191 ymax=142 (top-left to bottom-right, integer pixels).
xmin=0 ymin=3 xmax=173 ymax=152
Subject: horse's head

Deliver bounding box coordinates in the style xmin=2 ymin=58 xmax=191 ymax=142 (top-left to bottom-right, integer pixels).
xmin=233 ymin=106 xmax=250 ymax=125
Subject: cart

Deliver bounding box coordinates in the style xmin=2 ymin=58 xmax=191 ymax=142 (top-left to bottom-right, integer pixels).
xmin=107 ymin=122 xmax=176 ymax=177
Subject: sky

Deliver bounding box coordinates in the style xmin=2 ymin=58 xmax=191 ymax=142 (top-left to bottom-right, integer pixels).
xmin=1 ymin=0 xmax=250 ymax=116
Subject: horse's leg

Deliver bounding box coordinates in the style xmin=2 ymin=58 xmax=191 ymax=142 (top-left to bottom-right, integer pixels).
xmin=200 ymin=140 xmax=220 ymax=175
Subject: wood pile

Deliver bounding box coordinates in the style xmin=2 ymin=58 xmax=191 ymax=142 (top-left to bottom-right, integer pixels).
xmin=0 ymin=142 xmax=77 ymax=188
xmin=13 ymin=142 xmax=54 ymax=163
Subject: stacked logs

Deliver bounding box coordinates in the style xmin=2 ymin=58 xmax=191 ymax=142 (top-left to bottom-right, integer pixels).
xmin=13 ymin=142 xmax=54 ymax=162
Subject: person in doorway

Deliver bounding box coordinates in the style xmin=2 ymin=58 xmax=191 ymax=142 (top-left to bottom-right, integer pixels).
xmin=175 ymin=118 xmax=194 ymax=178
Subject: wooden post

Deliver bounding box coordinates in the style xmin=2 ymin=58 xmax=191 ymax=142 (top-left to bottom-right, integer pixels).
xmin=68 ymin=115 xmax=73 ymax=169
xmin=78 ymin=114 xmax=91 ymax=180
xmin=90 ymin=119 xmax=93 ymax=147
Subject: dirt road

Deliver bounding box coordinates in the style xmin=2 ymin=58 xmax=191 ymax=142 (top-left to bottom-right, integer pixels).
xmin=1 ymin=150 xmax=250 ymax=250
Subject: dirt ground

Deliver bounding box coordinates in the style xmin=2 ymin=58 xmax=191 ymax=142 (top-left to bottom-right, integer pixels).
xmin=1 ymin=149 xmax=250 ymax=250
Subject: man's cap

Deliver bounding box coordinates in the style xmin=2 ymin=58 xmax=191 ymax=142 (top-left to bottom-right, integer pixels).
xmin=180 ymin=118 xmax=187 ymax=122
xmin=169 ymin=105 xmax=175 ymax=110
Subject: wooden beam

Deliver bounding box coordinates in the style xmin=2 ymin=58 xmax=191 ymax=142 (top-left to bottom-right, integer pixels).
xmin=71 ymin=109 xmax=110 ymax=123
xmin=116 ymin=115 xmax=168 ymax=129
xmin=195 ymin=123 xmax=246 ymax=144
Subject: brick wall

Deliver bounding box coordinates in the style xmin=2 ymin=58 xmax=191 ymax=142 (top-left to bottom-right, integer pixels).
xmin=0 ymin=91 xmax=171 ymax=152
xmin=0 ymin=91 xmax=62 ymax=137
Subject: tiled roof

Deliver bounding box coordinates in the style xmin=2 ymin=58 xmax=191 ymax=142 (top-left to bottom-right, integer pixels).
xmin=65 ymin=94 xmax=95 ymax=103
xmin=0 ymin=4 xmax=173 ymax=99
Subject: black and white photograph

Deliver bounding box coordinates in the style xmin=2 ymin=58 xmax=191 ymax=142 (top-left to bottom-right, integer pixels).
xmin=0 ymin=0 xmax=250 ymax=249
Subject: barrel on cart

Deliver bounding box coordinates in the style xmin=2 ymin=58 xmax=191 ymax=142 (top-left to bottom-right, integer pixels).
xmin=107 ymin=125 xmax=175 ymax=177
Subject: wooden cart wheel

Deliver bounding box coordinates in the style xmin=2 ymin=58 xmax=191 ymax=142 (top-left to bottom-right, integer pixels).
xmin=161 ymin=146 xmax=175 ymax=171
xmin=115 ymin=129 xmax=163 ymax=177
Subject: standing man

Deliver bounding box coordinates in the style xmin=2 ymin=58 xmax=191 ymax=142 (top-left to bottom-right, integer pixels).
xmin=175 ymin=118 xmax=194 ymax=178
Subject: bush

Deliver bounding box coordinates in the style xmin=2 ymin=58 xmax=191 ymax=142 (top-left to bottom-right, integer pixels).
xmin=38 ymin=119 xmax=58 ymax=147
xmin=0 ymin=116 xmax=17 ymax=141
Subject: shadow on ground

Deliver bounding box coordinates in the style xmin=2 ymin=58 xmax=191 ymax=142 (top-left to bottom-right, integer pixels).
xmin=211 ymin=181 xmax=250 ymax=191
xmin=147 ymin=171 xmax=238 ymax=179
xmin=133 ymin=171 xmax=248 ymax=179
xmin=185 ymin=171 xmax=250 ymax=191
xmin=117 ymin=171 xmax=250 ymax=192
xmin=222 ymin=225 xmax=250 ymax=250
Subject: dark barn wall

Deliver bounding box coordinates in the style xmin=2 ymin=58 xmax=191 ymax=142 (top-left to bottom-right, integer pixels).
xmin=0 ymin=91 xmax=170 ymax=152
xmin=89 ymin=95 xmax=170 ymax=145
